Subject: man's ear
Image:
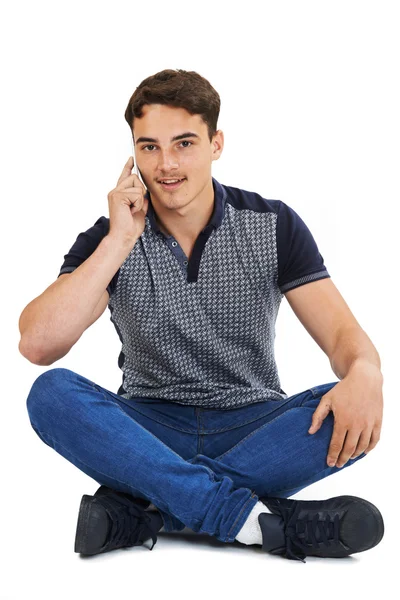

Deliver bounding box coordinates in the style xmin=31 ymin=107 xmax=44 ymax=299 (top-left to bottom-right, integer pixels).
xmin=212 ymin=130 xmax=224 ymax=160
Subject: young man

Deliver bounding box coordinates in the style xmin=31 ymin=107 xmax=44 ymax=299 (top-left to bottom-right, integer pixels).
xmin=20 ymin=69 xmax=384 ymax=562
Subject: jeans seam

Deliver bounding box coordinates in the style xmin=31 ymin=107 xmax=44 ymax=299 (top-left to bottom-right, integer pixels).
xmin=308 ymin=382 xmax=338 ymax=400
xmin=198 ymin=400 xmax=295 ymax=433
xmin=121 ymin=405 xmax=198 ymax=434
xmin=130 ymin=404 xmax=289 ymax=434
xmin=214 ymin=406 xmax=302 ymax=463
xmin=200 ymin=406 xmax=291 ymax=433
xmin=226 ymin=492 xmax=258 ymax=541
xmin=198 ymin=409 xmax=204 ymax=454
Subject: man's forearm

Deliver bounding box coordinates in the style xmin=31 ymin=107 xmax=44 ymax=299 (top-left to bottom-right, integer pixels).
xmin=19 ymin=234 xmax=137 ymax=364
xmin=330 ymin=326 xmax=382 ymax=380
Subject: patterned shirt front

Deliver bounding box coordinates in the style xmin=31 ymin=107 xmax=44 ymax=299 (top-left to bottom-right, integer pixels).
xmin=58 ymin=177 xmax=330 ymax=408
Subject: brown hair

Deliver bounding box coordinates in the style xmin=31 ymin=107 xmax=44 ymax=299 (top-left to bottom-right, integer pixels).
xmin=124 ymin=69 xmax=221 ymax=143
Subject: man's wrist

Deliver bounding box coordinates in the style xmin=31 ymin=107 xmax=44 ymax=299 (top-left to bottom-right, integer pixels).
xmin=348 ymin=358 xmax=383 ymax=384
xmin=105 ymin=232 xmax=139 ymax=252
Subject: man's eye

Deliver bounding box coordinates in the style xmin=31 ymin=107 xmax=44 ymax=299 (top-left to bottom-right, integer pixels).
xmin=142 ymin=141 xmax=193 ymax=152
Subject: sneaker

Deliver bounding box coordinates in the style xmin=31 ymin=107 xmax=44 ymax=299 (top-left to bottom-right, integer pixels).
xmin=74 ymin=485 xmax=164 ymax=556
xmin=258 ymin=495 xmax=384 ymax=562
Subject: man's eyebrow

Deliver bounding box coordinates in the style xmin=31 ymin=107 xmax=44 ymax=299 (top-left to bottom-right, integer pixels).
xmin=135 ymin=132 xmax=200 ymax=145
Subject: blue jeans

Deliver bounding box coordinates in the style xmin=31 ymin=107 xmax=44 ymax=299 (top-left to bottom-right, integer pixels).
xmin=26 ymin=368 xmax=366 ymax=543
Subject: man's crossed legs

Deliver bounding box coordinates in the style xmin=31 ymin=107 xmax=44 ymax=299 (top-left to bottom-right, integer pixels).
xmin=25 ymin=369 xmax=383 ymax=561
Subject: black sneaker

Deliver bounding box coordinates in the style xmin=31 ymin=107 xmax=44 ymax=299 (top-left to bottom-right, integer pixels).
xmin=74 ymin=485 xmax=164 ymax=556
xmin=258 ymin=495 xmax=384 ymax=562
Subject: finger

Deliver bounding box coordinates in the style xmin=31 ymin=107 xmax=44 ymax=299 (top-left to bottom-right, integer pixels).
xmin=308 ymin=398 xmax=331 ymax=434
xmin=336 ymin=429 xmax=364 ymax=467
xmin=112 ymin=188 xmax=143 ymax=209
xmin=365 ymin=424 xmax=381 ymax=454
xmin=116 ymin=186 xmax=143 ymax=195
xmin=116 ymin=172 xmax=146 ymax=192
xmin=327 ymin=425 xmax=347 ymax=467
xmin=116 ymin=156 xmax=134 ymax=186
xmin=349 ymin=429 xmax=372 ymax=460
xmin=126 ymin=190 xmax=144 ymax=211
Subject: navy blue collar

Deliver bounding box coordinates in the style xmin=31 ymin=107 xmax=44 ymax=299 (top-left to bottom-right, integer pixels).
xmin=145 ymin=177 xmax=227 ymax=235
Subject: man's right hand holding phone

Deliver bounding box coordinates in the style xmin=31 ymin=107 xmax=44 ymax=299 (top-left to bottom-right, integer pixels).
xmin=107 ymin=156 xmax=149 ymax=248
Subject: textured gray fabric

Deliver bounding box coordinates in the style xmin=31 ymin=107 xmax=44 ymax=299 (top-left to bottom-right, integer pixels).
xmin=109 ymin=204 xmax=286 ymax=408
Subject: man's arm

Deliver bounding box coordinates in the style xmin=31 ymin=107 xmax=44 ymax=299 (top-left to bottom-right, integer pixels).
xmin=285 ymin=278 xmax=383 ymax=468
xmin=284 ymin=278 xmax=382 ymax=379
xmin=18 ymin=234 xmax=135 ymax=366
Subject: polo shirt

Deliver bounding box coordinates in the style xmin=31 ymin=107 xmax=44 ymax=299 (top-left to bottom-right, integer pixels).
xmin=58 ymin=177 xmax=330 ymax=408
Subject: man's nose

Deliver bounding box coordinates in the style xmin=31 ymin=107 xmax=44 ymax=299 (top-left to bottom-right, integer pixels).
xmin=157 ymin=149 xmax=179 ymax=171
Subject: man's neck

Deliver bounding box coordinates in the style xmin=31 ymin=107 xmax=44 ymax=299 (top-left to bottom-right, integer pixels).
xmin=151 ymin=177 xmax=215 ymax=243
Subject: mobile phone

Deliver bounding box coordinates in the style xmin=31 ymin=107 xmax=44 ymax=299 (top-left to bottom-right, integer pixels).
xmin=131 ymin=136 xmax=147 ymax=189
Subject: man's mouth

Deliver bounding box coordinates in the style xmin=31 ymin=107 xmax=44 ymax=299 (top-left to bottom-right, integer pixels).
xmin=158 ymin=178 xmax=186 ymax=191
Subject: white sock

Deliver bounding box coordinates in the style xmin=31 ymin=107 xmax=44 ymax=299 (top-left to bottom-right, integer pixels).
xmin=235 ymin=501 xmax=272 ymax=545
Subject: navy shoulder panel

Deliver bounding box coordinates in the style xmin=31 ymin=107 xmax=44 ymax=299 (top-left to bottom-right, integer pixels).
xmin=276 ymin=201 xmax=330 ymax=293
xmin=223 ymin=183 xmax=281 ymax=214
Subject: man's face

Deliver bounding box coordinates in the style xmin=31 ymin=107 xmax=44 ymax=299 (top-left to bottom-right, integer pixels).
xmin=132 ymin=104 xmax=223 ymax=208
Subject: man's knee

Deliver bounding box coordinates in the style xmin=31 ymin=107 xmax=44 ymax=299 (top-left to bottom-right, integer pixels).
xmin=26 ymin=368 xmax=76 ymax=423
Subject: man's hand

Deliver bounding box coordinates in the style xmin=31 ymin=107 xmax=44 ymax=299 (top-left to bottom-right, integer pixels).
xmin=308 ymin=361 xmax=383 ymax=468
xmin=107 ymin=156 xmax=149 ymax=245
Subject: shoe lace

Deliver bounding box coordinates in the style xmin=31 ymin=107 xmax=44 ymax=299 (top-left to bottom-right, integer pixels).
xmin=99 ymin=493 xmax=159 ymax=551
xmin=280 ymin=502 xmax=341 ymax=563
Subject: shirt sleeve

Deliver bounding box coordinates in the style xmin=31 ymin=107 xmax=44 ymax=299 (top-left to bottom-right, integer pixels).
xmin=276 ymin=201 xmax=330 ymax=293
xmin=57 ymin=216 xmax=118 ymax=297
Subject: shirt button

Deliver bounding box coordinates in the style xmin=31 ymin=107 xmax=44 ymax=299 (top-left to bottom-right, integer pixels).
xmin=171 ymin=241 xmax=178 ymax=247
xmin=183 ymin=260 xmax=188 ymax=266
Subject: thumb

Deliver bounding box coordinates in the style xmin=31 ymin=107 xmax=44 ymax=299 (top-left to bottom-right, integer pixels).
xmin=308 ymin=398 xmax=331 ymax=434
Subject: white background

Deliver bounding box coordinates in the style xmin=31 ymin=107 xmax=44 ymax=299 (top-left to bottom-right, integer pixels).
xmin=1 ymin=0 xmax=398 ymax=598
